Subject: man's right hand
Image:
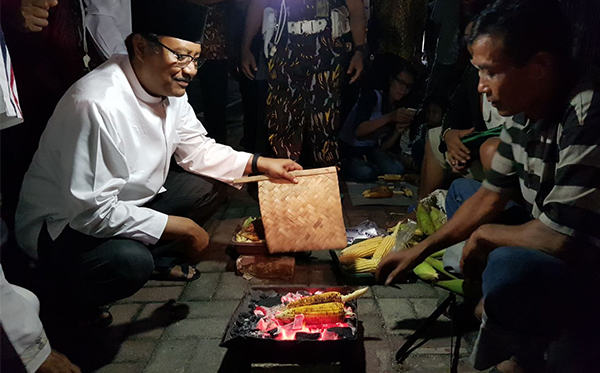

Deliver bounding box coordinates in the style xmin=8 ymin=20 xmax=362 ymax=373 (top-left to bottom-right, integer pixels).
xmin=22 ymin=0 xmax=58 ymax=32
xmin=376 ymin=247 xmax=423 ymax=285
xmin=241 ymin=48 xmax=258 ymax=80
xmin=37 ymin=350 xmax=80 ymax=373
xmin=444 ymin=128 xmax=475 ymax=168
xmin=162 ymin=216 xmax=209 ymax=264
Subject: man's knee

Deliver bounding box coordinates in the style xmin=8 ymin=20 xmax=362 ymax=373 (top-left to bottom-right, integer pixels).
xmin=105 ymin=242 xmax=154 ymax=297
xmin=482 ymin=247 xmax=573 ymax=333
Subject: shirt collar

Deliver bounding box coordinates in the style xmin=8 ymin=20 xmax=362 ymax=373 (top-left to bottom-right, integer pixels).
xmin=121 ymin=55 xmax=165 ymax=105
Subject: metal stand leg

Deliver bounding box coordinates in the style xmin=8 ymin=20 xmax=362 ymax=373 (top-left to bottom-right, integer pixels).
xmin=395 ymin=293 xmax=456 ymax=364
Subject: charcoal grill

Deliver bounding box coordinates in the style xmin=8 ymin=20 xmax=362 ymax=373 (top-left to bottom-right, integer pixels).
xmin=219 ymin=286 xmax=364 ymax=369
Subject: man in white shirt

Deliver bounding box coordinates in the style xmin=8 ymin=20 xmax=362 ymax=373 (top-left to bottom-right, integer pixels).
xmin=15 ymin=0 xmax=301 ymax=325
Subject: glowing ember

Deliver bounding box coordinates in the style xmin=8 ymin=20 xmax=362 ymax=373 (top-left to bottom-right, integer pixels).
xmin=250 ymin=291 xmax=355 ymax=341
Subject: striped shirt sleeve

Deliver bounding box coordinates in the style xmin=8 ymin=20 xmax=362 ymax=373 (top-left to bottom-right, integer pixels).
xmin=482 ymin=126 xmax=519 ymax=193
xmin=539 ymin=90 xmax=600 ymax=247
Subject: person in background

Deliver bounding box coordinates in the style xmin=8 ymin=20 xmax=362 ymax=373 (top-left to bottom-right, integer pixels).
xmin=238 ymin=0 xmax=270 ymax=154
xmin=368 ymin=0 xmax=427 ymax=66
xmin=242 ymin=0 xmax=366 ymax=168
xmin=379 ymin=0 xmax=600 ymax=371
xmin=15 ymin=0 xmax=302 ymax=326
xmin=394 ymin=96 xmax=446 ymax=173
xmin=1 ymin=262 xmax=80 ymax=373
xmin=338 ymin=56 xmax=417 ymax=181
xmin=419 ymin=63 xmax=506 ymax=199
xmin=2 ymin=208 xmax=79 ymax=372
xmin=186 ymin=0 xmax=233 ymax=145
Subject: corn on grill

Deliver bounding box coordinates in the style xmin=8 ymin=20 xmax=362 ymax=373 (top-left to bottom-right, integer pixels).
xmin=220 ymin=286 xmax=361 ymax=365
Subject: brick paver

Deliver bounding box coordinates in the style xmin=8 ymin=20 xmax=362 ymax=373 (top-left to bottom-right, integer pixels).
xmin=75 ymin=177 xmax=476 ymax=373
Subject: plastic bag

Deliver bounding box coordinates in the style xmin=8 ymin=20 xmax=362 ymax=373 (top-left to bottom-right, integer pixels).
xmin=391 ymin=220 xmax=417 ymax=252
xmin=345 ymin=220 xmax=387 ymax=245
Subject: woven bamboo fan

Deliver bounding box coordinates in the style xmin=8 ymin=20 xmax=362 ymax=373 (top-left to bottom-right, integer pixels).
xmin=234 ymin=167 xmax=347 ymax=253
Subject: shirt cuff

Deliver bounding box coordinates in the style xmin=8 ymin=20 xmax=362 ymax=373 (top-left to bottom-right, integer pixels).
xmin=142 ymin=211 xmax=169 ymax=245
xmin=230 ymin=152 xmax=253 ymax=190
xmin=23 ymin=330 xmax=51 ymax=373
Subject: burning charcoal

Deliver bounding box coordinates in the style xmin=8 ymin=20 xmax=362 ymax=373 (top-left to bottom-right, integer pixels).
xmin=239 ymin=311 xmax=252 ymax=319
xmin=256 ymin=295 xmax=283 ymax=308
xmin=267 ymin=328 xmax=279 ymax=338
xmin=292 ymin=314 xmax=305 ymax=330
xmin=327 ymin=327 xmax=355 ymax=339
xmin=295 ymin=332 xmax=321 ymax=340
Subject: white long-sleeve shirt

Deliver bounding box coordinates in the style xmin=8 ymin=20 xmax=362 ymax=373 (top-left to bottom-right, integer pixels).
xmin=0 ymin=265 xmax=50 ymax=373
xmin=16 ymin=54 xmax=251 ymax=258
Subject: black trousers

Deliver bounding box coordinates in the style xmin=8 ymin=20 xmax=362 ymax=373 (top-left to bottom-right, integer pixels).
xmin=38 ymin=166 xmax=226 ymax=311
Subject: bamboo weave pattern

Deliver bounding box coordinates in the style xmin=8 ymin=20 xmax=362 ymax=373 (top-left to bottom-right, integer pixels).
xmin=258 ymin=168 xmax=346 ymax=253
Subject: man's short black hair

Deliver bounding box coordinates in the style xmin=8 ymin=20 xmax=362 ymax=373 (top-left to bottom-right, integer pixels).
xmin=125 ymin=33 xmax=162 ymax=58
xmin=470 ymin=0 xmax=572 ymax=67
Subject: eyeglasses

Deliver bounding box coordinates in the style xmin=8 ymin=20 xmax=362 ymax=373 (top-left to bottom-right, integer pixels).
xmin=150 ymin=38 xmax=206 ymax=69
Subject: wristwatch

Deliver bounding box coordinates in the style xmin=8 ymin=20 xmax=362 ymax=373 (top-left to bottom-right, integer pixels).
xmin=251 ymin=153 xmax=261 ymax=175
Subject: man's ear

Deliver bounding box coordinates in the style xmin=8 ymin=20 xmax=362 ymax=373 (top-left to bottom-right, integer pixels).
xmin=132 ymin=34 xmax=148 ymax=62
xmin=527 ymin=52 xmax=554 ymax=81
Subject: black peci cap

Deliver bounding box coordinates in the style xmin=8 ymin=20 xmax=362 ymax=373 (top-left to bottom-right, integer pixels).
xmin=132 ymin=0 xmax=209 ymax=44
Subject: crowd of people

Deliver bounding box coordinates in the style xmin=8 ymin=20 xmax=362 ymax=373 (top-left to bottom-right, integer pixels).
xmin=1 ymin=0 xmax=599 ymax=372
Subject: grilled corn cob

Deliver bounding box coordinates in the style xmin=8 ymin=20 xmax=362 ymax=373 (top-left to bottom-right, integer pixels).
xmin=340 ymin=236 xmax=383 ymax=258
xmin=378 ymin=174 xmax=403 ymax=181
xmin=413 ymin=261 xmax=439 ymax=281
xmin=285 ymin=287 xmax=368 ymax=309
xmin=393 ymin=187 xmax=414 ymax=197
xmin=362 ymin=186 xmax=393 ymax=198
xmin=276 ymin=302 xmax=346 ymax=323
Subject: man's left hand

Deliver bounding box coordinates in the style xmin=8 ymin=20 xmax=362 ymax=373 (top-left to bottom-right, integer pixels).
xmin=257 ymin=157 xmax=303 ymax=183
xmin=460 ymin=225 xmax=496 ymax=281
xmin=347 ymin=52 xmax=364 ymax=84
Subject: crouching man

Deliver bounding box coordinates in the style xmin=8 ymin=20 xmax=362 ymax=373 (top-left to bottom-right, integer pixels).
xmin=378 ymin=0 xmax=600 ymax=371
xmin=15 ymin=0 xmax=301 ymax=326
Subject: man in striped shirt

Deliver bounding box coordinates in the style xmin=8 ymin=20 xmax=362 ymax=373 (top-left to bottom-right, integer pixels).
xmin=378 ymin=0 xmax=600 ymax=371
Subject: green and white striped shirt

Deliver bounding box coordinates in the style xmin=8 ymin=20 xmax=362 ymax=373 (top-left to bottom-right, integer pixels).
xmin=483 ymin=82 xmax=600 ymax=248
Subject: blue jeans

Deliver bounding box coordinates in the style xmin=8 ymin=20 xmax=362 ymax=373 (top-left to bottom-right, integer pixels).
xmin=444 ymin=178 xmax=600 ymax=369
xmin=342 ymin=147 xmax=405 ymax=182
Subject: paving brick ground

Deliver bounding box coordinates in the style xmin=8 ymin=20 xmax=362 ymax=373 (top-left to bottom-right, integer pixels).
xmin=46 ymin=182 xmax=480 ymax=373
xmin=36 ymin=102 xmax=479 ymax=373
